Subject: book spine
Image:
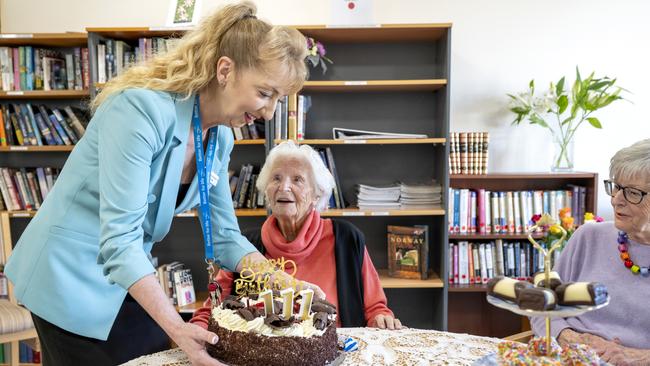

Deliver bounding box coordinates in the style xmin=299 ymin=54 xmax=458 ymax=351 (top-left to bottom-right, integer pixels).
xmin=48 ymin=113 xmax=71 ymax=145
xmin=506 ymin=191 xmax=515 ymax=234
xmin=287 ymin=94 xmax=297 ymax=140
xmin=52 ymin=108 xmax=78 ymax=144
xmin=482 ymin=132 xmax=489 ymax=174
xmin=447 ymin=188 xmax=455 ymax=233
xmin=498 ymin=192 xmax=507 ymax=233
xmin=459 ymin=132 xmax=468 ymax=175
xmin=81 ymin=48 xmax=90 ymax=89
xmin=491 ymin=192 xmax=500 ymax=233
xmin=477 ymin=189 xmax=486 ymax=234
xmin=513 ymin=191 xmax=523 ymax=233
xmin=453 ymin=188 xmax=460 ymax=233
xmin=495 ymin=239 xmax=504 ymax=277
xmin=485 ymin=242 xmax=494 ymax=282
xmin=469 ymin=190 xmax=477 ymax=233
xmin=459 ymin=189 xmax=469 ymax=234
xmin=484 ymin=190 xmax=492 ymax=234
xmin=458 ymin=241 xmax=468 ymax=284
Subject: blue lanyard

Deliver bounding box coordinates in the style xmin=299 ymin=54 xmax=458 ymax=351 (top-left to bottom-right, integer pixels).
xmin=192 ymin=96 xmax=218 ymax=261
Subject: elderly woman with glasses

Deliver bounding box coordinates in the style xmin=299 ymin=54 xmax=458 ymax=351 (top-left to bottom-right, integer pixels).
xmin=191 ymin=141 xmax=402 ymax=330
xmin=531 ymin=139 xmax=650 ymax=366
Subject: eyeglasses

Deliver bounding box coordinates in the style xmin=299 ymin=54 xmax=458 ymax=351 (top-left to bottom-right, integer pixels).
xmin=603 ymin=180 xmax=649 ymax=205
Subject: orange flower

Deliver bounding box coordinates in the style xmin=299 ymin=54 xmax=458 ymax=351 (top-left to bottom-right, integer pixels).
xmin=559 ymin=207 xmax=571 ymax=219
xmin=561 ymin=216 xmax=574 ymax=231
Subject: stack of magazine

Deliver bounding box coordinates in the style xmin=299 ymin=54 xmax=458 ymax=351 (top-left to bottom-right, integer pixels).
xmin=400 ymin=182 xmax=442 ymax=208
xmin=333 ymin=127 xmax=428 ymax=140
xmin=356 ymin=183 xmax=401 ymax=209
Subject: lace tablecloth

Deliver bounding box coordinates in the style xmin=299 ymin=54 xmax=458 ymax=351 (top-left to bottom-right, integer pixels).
xmin=121 ymin=327 xmax=502 ymax=366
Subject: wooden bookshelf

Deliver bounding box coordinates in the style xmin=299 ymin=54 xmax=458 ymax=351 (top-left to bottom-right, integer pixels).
xmin=85 ymin=27 xmax=189 ymax=40
xmin=0 ymin=32 xmax=87 ymax=47
xmin=448 ymin=233 xmax=544 ymax=240
xmin=448 ymin=284 xmax=489 ymax=293
xmin=302 ymin=79 xmax=447 ymax=92
xmin=0 ymin=146 xmax=75 ymax=152
xmin=84 ymin=25 xmax=452 ymax=332
xmin=0 ymin=90 xmax=89 ymax=99
xmin=4 ymin=209 xmax=268 ymax=218
xmin=446 ymin=172 xmax=599 ymax=337
xmin=378 ymin=270 xmax=443 ymax=288
xmin=321 ymin=206 xmax=444 ymax=217
xmin=234 ymin=139 xmax=265 ymax=145
xmin=296 ymin=24 xmax=451 ymax=43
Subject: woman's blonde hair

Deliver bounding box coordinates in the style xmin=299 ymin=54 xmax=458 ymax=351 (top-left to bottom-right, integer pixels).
xmin=91 ymin=1 xmax=308 ymax=112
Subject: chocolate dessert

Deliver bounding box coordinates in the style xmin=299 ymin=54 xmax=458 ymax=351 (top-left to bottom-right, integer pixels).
xmin=206 ymin=295 xmax=339 ymax=366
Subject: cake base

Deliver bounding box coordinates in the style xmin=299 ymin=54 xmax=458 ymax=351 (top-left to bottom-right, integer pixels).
xmin=206 ymin=318 xmax=339 ymax=366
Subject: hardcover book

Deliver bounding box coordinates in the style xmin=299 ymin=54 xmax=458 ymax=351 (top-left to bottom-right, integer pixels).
xmin=387 ymin=225 xmax=429 ymax=280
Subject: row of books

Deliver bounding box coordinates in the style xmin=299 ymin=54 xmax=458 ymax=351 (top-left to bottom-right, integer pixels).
xmin=0 ymin=167 xmax=60 ymax=211
xmin=317 ymin=147 xmax=345 ymax=209
xmin=156 ymin=261 xmax=196 ymax=307
xmin=231 ymin=121 xmax=263 ymax=141
xmin=0 ymin=342 xmax=41 ymax=364
xmin=357 ymin=182 xmax=442 ymax=209
xmin=0 ymin=46 xmax=89 ymax=91
xmin=0 ymin=103 xmax=88 ymax=146
xmin=447 ymin=187 xmax=587 ymax=234
xmin=229 ymin=164 xmax=266 ymax=209
xmin=97 ymin=37 xmax=178 ymax=83
xmin=449 ymin=132 xmax=489 ymax=175
xmin=448 ymin=240 xmax=561 ymax=285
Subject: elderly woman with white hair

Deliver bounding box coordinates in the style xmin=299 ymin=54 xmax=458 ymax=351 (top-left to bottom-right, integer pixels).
xmin=191 ymin=141 xmax=401 ymax=329
xmin=531 ymin=139 xmax=650 ymax=365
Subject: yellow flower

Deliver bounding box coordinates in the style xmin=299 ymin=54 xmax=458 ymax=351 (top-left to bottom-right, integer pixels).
xmin=549 ymin=224 xmax=563 ymax=235
xmin=584 ymin=212 xmax=594 ymax=222
xmin=310 ymin=47 xmax=318 ymax=56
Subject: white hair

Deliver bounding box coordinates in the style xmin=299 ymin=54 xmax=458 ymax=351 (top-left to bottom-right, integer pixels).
xmin=610 ymin=139 xmax=650 ymax=182
xmin=256 ymin=141 xmax=336 ymax=211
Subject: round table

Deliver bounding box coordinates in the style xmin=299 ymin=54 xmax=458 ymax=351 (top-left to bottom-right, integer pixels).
xmin=121 ymin=327 xmax=502 ymax=365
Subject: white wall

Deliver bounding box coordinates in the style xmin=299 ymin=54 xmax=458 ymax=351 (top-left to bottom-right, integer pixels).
xmin=3 ymin=0 xmax=650 ymax=220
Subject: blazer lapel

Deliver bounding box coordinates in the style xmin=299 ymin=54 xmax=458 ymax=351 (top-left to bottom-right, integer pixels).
xmin=151 ymin=94 xmax=195 ymax=241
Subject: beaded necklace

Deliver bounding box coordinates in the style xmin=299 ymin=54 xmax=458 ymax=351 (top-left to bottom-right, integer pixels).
xmin=617 ymin=231 xmax=650 ymax=277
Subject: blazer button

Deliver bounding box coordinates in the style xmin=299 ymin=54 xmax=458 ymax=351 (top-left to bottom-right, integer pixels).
xmin=147 ymin=194 xmax=157 ymax=203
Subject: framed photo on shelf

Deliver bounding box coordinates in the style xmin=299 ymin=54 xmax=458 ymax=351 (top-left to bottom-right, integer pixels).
xmin=166 ymin=0 xmax=202 ymax=27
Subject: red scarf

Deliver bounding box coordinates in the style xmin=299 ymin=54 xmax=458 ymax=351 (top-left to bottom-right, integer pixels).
xmin=261 ymin=210 xmax=324 ymax=266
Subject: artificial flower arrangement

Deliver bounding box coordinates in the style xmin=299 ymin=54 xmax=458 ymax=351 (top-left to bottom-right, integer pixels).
xmin=531 ymin=208 xmax=604 ymax=251
xmin=306 ymin=37 xmax=333 ymax=74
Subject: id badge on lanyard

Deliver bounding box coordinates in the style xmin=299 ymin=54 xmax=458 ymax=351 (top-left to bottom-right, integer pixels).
xmin=191 ymin=96 xmax=222 ymax=304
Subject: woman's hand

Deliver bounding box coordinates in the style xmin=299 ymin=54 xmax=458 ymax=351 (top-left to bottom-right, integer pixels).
xmin=593 ymin=343 xmax=650 ymax=366
xmin=170 ymin=322 xmax=225 ymax=366
xmin=370 ymin=314 xmax=403 ymax=330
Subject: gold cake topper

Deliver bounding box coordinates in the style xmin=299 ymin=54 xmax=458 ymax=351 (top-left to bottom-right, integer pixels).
xmin=234 ymin=256 xmax=305 ymax=296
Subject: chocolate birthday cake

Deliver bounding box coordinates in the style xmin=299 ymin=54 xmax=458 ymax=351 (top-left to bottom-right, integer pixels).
xmin=206 ymin=292 xmax=339 ymax=366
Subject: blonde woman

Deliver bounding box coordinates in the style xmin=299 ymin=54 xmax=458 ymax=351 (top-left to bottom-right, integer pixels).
xmin=4 ymin=2 xmax=322 ymax=365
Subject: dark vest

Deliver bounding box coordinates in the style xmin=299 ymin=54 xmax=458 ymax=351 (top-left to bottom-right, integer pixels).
xmin=237 ymin=219 xmax=366 ymax=327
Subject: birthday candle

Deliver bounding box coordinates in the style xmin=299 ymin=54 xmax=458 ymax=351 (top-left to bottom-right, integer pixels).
xmin=297 ymin=289 xmax=314 ymax=320
xmin=280 ymin=288 xmax=294 ymax=319
xmin=259 ymin=289 xmax=274 ymax=317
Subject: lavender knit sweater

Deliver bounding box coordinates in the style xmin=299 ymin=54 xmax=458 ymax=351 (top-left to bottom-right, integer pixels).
xmin=530 ymin=222 xmax=650 ymax=349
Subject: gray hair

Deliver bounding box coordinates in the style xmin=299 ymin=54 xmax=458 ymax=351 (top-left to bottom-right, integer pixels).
xmin=610 ymin=139 xmax=650 ymax=181
xmin=256 ymin=141 xmax=336 ymax=211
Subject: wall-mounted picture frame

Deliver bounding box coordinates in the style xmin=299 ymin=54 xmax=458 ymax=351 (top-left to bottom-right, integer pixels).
xmin=166 ymin=0 xmax=202 ymax=27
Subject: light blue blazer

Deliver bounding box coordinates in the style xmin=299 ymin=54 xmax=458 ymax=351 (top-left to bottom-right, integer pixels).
xmin=5 ymin=89 xmax=257 ymax=340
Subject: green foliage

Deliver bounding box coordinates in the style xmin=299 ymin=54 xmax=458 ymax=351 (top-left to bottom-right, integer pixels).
xmin=508 ymin=67 xmax=626 ymax=139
